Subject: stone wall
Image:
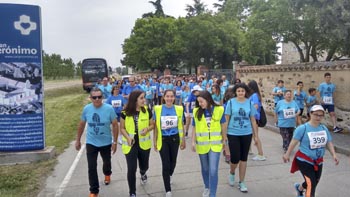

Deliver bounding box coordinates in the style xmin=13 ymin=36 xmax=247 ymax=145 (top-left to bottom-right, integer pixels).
xmin=236 ymin=60 xmax=350 ymax=132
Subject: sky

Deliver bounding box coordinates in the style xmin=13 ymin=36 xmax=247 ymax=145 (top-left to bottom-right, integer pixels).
xmin=0 ymin=0 xmax=218 ymax=68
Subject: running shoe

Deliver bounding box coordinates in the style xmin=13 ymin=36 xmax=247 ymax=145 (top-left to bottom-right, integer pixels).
xmin=333 ymin=126 xmax=343 ymax=133
xmin=294 ymin=183 xmax=304 ymax=197
xmin=252 ymin=155 xmax=266 ymax=161
xmin=202 ymin=188 xmax=209 ymax=197
xmin=228 ymin=173 xmax=235 ymax=186
xmin=166 ymin=191 xmax=172 ymax=197
xmin=238 ymin=181 xmax=248 ymax=193
xmin=104 ymin=175 xmax=111 ymax=185
xmin=140 ymin=174 xmax=148 ymax=185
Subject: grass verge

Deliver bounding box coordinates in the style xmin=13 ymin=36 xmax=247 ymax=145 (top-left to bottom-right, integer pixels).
xmin=0 ymin=86 xmax=88 ymax=197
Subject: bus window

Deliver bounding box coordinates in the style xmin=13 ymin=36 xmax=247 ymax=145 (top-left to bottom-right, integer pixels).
xmin=81 ymin=58 xmax=108 ymax=92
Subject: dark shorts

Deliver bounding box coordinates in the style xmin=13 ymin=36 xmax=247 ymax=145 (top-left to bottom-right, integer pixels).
xmin=322 ymin=104 xmax=334 ymax=113
xmin=116 ymin=113 xmax=121 ymax=122
xmin=298 ymin=108 xmax=304 ymax=116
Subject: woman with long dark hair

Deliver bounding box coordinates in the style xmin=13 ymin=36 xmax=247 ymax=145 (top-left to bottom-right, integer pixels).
xmin=120 ymin=90 xmax=153 ymax=197
xmin=224 ymin=83 xmax=259 ymax=193
xmin=191 ymin=90 xmax=227 ymax=197
xmin=247 ymin=80 xmax=266 ymax=161
xmin=153 ymin=89 xmax=186 ymax=197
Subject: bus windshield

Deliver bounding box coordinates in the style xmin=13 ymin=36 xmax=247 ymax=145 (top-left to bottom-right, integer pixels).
xmin=81 ymin=58 xmax=108 ymax=91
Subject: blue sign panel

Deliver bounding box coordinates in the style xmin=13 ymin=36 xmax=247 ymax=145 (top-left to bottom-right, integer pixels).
xmin=0 ymin=4 xmax=44 ymax=151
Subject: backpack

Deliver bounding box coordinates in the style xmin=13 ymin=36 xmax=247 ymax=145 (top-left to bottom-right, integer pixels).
xmin=257 ymin=105 xmax=267 ymax=127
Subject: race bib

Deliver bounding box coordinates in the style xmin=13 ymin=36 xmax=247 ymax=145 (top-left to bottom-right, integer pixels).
xmin=176 ymin=90 xmax=181 ymax=96
xmin=191 ymin=101 xmax=196 ymax=109
xmin=146 ymin=90 xmax=152 ymax=96
xmin=307 ymin=130 xmax=327 ymax=149
xmin=151 ymin=85 xmax=156 ymax=90
xmin=283 ymin=108 xmax=295 ymax=119
xmin=205 ymin=117 xmax=211 ymax=129
xmin=223 ymin=81 xmax=227 ymax=86
xmin=323 ymin=96 xmax=333 ymax=104
xmin=111 ymin=100 xmax=122 ymax=108
xmin=161 ymin=116 xmax=178 ymax=130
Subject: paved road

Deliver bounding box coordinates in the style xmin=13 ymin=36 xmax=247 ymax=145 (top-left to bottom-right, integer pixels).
xmin=38 ymin=126 xmax=350 ymax=197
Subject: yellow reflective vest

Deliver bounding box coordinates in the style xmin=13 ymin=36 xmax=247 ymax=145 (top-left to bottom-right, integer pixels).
xmin=193 ymin=106 xmax=224 ymax=154
xmin=122 ymin=108 xmax=151 ymax=154
xmin=154 ymin=105 xmax=183 ymax=151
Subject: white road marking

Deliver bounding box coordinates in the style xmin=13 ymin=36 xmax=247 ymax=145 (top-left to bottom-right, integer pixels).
xmin=55 ymin=144 xmax=85 ymax=197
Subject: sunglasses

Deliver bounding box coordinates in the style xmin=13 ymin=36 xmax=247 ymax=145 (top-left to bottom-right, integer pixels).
xmin=91 ymin=95 xmax=103 ymax=100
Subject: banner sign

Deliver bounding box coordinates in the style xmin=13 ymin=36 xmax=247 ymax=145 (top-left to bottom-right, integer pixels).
xmin=0 ymin=4 xmax=44 ymax=151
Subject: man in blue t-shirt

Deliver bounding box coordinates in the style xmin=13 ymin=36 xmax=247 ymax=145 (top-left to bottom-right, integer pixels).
xmin=75 ymin=88 xmax=119 ymax=196
xmin=317 ymin=72 xmax=343 ymax=133
xmin=294 ymin=81 xmax=307 ymax=125
xmin=272 ymin=80 xmax=286 ymax=107
xmin=98 ymin=77 xmax=112 ymax=100
xmin=122 ymin=77 xmax=142 ymax=103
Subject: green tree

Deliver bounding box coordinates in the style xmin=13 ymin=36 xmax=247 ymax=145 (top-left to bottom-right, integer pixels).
xmin=122 ymin=17 xmax=182 ymax=72
xmin=185 ymin=0 xmax=208 ymax=17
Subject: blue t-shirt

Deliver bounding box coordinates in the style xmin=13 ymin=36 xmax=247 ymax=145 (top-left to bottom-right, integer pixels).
xmin=318 ymin=82 xmax=336 ymax=105
xmin=275 ymin=100 xmax=300 ymax=128
xmin=162 ymin=83 xmax=174 ymax=91
xmin=122 ymin=84 xmax=142 ymax=96
xmin=192 ymin=107 xmax=226 ymax=126
xmin=202 ymin=79 xmax=208 ymax=89
xmin=175 ymin=86 xmax=182 ymax=99
xmin=153 ymin=105 xmax=179 ymax=136
xmin=143 ymin=85 xmax=154 ymax=99
xmin=186 ymin=93 xmax=197 ymax=113
xmin=306 ymin=95 xmax=317 ymax=112
xmin=249 ymin=93 xmax=261 ymax=120
xmin=81 ymin=103 xmax=116 ymax=147
xmin=98 ymin=84 xmax=112 ymax=99
xmin=294 ymin=90 xmax=307 ymax=109
xmin=224 ymin=98 xmax=257 ymax=136
xmin=105 ymin=95 xmax=125 ymax=114
xmin=181 ymin=91 xmax=190 ymax=105
xmin=293 ymin=123 xmax=332 ymax=163
xmin=150 ymin=81 xmax=158 ymax=94
xmin=272 ymin=86 xmax=286 ymax=103
xmin=222 ymin=79 xmax=229 ymax=92
xmin=211 ymin=93 xmax=223 ymax=105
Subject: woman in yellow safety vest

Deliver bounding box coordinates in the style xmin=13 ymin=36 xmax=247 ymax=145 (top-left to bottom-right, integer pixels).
xmin=120 ymin=90 xmax=154 ymax=197
xmin=153 ymin=89 xmax=186 ymax=197
xmin=191 ymin=90 xmax=227 ymax=197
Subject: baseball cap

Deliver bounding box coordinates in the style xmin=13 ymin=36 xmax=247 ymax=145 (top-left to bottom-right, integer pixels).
xmin=192 ymin=85 xmax=202 ymax=92
xmin=310 ymin=105 xmax=325 ymax=113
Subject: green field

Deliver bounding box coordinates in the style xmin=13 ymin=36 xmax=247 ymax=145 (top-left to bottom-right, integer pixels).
xmin=0 ymin=86 xmax=88 ymax=197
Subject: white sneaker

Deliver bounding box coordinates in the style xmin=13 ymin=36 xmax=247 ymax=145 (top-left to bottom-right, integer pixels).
xmin=166 ymin=191 xmax=172 ymax=197
xmin=202 ymin=188 xmax=209 ymax=197
xmin=252 ymin=155 xmax=266 ymax=161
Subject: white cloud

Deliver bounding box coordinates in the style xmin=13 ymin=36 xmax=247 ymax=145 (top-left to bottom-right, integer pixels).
xmin=0 ymin=0 xmax=218 ymax=67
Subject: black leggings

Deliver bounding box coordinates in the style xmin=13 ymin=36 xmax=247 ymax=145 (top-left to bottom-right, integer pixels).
xmin=159 ymin=134 xmax=180 ymax=192
xmin=228 ymin=134 xmax=252 ymax=164
xmin=86 ymin=144 xmax=112 ymax=194
xmin=297 ymin=159 xmax=323 ymax=197
xmin=125 ymin=143 xmax=150 ymax=195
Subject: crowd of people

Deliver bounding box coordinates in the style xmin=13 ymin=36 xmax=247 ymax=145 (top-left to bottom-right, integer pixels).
xmin=76 ymin=72 xmax=341 ymax=197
